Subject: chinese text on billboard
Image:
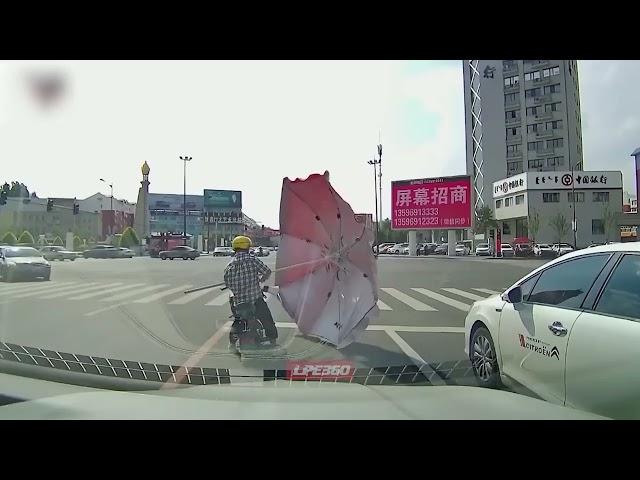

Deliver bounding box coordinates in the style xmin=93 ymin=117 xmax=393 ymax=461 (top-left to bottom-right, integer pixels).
xmin=391 ymin=176 xmax=471 ymax=230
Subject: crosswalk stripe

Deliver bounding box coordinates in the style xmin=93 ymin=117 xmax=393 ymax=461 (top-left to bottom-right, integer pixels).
xmin=441 ymin=288 xmax=487 ymax=302
xmin=380 ymin=288 xmax=437 ymax=311
xmin=40 ymin=283 xmax=122 ymax=299
xmin=206 ymin=290 xmax=232 ymax=306
xmin=377 ymin=299 xmax=392 ymax=311
xmin=10 ymin=283 xmax=82 ymax=299
xmin=69 ymin=283 xmax=147 ymax=300
xmin=411 ymin=288 xmax=471 ymax=312
xmin=101 ymin=284 xmax=170 ymax=302
xmin=0 ymin=282 xmax=74 ymax=295
xmin=472 ymin=288 xmax=502 ymax=295
xmin=168 ymin=288 xmax=214 ymax=305
xmin=134 ymin=285 xmax=193 ymax=304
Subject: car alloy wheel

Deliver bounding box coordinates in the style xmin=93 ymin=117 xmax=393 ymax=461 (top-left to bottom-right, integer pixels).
xmin=471 ymin=326 xmax=501 ymax=388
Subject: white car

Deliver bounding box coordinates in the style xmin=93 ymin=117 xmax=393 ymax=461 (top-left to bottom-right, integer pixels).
xmin=552 ymin=243 xmax=574 ymax=256
xmin=455 ymin=244 xmax=470 ymax=256
xmin=0 ymin=246 xmax=51 ymax=282
xmin=534 ymin=243 xmax=555 ymax=258
xmin=388 ymin=243 xmax=408 ymax=255
xmin=500 ymin=243 xmax=514 ymax=257
xmin=213 ymin=247 xmax=234 ymax=257
xmin=475 ymin=243 xmax=491 ymax=256
xmin=464 ymin=242 xmax=640 ymax=419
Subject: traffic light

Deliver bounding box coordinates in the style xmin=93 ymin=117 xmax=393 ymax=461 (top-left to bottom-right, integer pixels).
xmin=261 ymin=225 xmax=265 ymax=233
xmin=46 ymin=199 xmax=53 ymax=212
xmin=73 ymin=203 xmax=79 ymax=215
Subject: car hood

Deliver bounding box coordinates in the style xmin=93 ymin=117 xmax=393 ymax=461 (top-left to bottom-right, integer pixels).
xmin=5 ymin=257 xmax=48 ymax=264
xmin=0 ymin=381 xmax=604 ymax=420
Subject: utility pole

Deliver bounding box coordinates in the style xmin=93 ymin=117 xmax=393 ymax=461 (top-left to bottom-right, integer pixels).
xmin=100 ymin=178 xmax=114 ymax=235
xmin=377 ymin=141 xmax=383 ymax=241
xmin=180 ymin=156 xmax=192 ymax=246
xmin=368 ymin=157 xmax=380 ymax=255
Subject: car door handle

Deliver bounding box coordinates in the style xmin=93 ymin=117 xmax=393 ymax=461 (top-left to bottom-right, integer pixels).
xmin=548 ymin=321 xmax=567 ymax=337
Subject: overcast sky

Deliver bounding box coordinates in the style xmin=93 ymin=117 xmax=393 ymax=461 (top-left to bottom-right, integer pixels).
xmin=0 ymin=60 xmax=637 ymax=228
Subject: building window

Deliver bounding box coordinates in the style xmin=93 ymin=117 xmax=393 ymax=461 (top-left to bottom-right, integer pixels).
xmin=548 ymin=156 xmax=564 ymax=167
xmin=527 ymin=123 xmax=541 ymax=133
xmin=545 ymin=102 xmax=561 ymax=112
xmin=528 ymin=159 xmax=544 ymax=169
xmin=543 ymin=84 xmax=561 ymax=95
xmin=504 ymin=93 xmax=518 ymax=103
xmin=542 ymin=66 xmax=560 ymax=77
xmin=592 ymin=219 xmax=605 ymax=235
xmin=502 ymin=222 xmax=511 ymax=234
xmin=506 ymin=144 xmax=521 ymax=157
xmin=503 ymin=60 xmax=517 ymax=70
xmin=547 ymin=138 xmax=564 ymax=148
xmin=528 ymin=141 xmax=544 ymax=151
xmin=568 ymin=192 xmax=585 ymax=203
xmin=546 ymin=120 xmax=563 ymax=130
xmin=524 ymin=71 xmax=541 ymax=81
xmin=507 ymin=161 xmax=523 ymax=174
xmin=516 ymin=194 xmax=525 ymax=205
xmin=505 ymin=197 xmax=512 ymax=207
xmin=504 ymin=75 xmax=519 ymax=87
xmin=525 ymin=87 xmax=541 ymax=98
xmin=526 ymin=106 xmax=539 ymax=116
xmin=543 ymin=193 xmax=560 ymax=203
xmin=496 ymin=199 xmax=502 ymax=209
xmin=506 ymin=126 xmax=521 ymax=137
xmin=505 ymin=109 xmax=520 ymax=120
xmin=593 ymin=192 xmax=610 ymax=203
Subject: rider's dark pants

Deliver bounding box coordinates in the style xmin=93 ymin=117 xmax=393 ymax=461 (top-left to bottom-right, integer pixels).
xmin=254 ymin=296 xmax=277 ymax=340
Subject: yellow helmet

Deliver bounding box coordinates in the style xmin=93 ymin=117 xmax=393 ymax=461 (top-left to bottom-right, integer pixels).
xmin=232 ymin=235 xmax=252 ymax=251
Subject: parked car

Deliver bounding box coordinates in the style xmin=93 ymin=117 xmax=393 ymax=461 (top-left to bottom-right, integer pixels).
xmin=118 ymin=247 xmax=135 ymax=258
xmin=0 ymin=246 xmax=51 ymax=282
xmin=388 ymin=243 xmax=409 ymax=255
xmin=251 ymin=247 xmax=270 ymax=257
xmin=40 ymin=245 xmax=78 ymax=261
xmin=534 ymin=243 xmax=555 ymax=258
xmin=213 ymin=246 xmax=234 ymax=257
xmin=500 ymin=244 xmax=514 ymax=257
xmin=464 ymin=242 xmax=640 ymax=419
xmin=377 ymin=243 xmax=395 ymax=254
xmin=159 ymin=246 xmax=200 ymax=260
xmin=434 ymin=244 xmax=448 ymax=255
xmin=475 ymin=243 xmax=491 ymax=256
xmin=455 ymin=244 xmax=470 ymax=256
xmin=513 ymin=243 xmax=533 ymax=257
xmin=552 ymin=243 xmax=575 ymax=256
xmin=83 ymin=245 xmax=122 ymax=259
xmin=416 ymin=243 xmax=437 ymax=256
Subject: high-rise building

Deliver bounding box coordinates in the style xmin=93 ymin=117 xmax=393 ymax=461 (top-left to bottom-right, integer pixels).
xmin=463 ymin=60 xmax=584 ymax=211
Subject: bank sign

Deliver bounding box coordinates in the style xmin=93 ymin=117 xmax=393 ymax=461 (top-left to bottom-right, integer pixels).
xmin=391 ymin=175 xmax=472 ymax=230
xmin=203 ymin=189 xmax=242 ymax=209
xmin=493 ymin=171 xmax=622 ymax=198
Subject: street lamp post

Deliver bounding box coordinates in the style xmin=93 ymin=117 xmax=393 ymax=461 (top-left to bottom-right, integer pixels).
xmin=368 ymin=158 xmax=380 ymax=255
xmin=377 ymin=143 xmax=383 ymax=240
xmin=180 ymin=156 xmax=192 ymax=246
xmin=99 ymin=178 xmax=114 ymax=235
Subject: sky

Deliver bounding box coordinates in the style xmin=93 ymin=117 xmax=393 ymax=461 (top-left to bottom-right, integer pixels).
xmin=0 ymin=60 xmax=638 ymax=228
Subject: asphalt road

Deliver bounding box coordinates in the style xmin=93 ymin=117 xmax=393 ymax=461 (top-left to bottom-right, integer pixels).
xmin=0 ymin=253 xmax=548 ymax=386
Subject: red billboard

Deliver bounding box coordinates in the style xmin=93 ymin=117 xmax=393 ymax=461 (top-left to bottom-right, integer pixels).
xmin=391 ymin=175 xmax=472 ymax=230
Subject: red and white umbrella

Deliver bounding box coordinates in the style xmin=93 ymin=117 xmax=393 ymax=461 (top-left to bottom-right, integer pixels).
xmin=275 ymin=171 xmax=379 ymax=348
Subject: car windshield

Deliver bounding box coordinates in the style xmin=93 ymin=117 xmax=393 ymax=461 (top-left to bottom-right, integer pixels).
xmin=1 ymin=59 xmax=637 ymax=420
xmin=3 ymin=247 xmax=43 ymax=258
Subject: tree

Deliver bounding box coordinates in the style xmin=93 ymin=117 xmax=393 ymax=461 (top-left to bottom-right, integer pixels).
xmin=1 ymin=181 xmax=29 ymax=198
xmin=17 ymin=231 xmax=35 ymax=245
xmin=1 ymin=232 xmax=17 ymax=245
xmin=601 ymin=204 xmax=618 ymax=243
xmin=119 ymin=226 xmax=140 ymax=248
xmin=53 ymin=236 xmax=63 ymax=246
xmin=73 ymin=235 xmax=82 ymax=251
xmin=474 ymin=206 xmax=497 ymax=237
xmin=549 ymin=212 xmax=569 ymax=245
xmin=528 ymin=208 xmax=541 ymax=242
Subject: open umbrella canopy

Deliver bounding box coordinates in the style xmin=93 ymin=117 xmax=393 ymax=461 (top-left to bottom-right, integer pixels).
xmin=275 ymin=171 xmax=379 ymax=348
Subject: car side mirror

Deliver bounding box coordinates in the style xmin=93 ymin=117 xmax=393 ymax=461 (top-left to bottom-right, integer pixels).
xmin=506 ymin=286 xmax=523 ymax=304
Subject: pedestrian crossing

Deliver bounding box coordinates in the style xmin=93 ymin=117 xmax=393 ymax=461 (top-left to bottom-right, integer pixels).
xmin=0 ymin=280 xmax=506 ymax=313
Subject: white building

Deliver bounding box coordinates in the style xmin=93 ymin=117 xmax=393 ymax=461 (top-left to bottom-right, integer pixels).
xmin=493 ymin=170 xmax=623 ymax=248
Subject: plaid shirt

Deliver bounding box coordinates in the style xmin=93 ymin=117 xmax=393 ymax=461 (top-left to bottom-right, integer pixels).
xmin=223 ymin=252 xmax=271 ymax=305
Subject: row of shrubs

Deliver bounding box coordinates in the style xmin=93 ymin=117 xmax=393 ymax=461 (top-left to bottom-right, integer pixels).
xmin=0 ymin=227 xmax=140 ymax=250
